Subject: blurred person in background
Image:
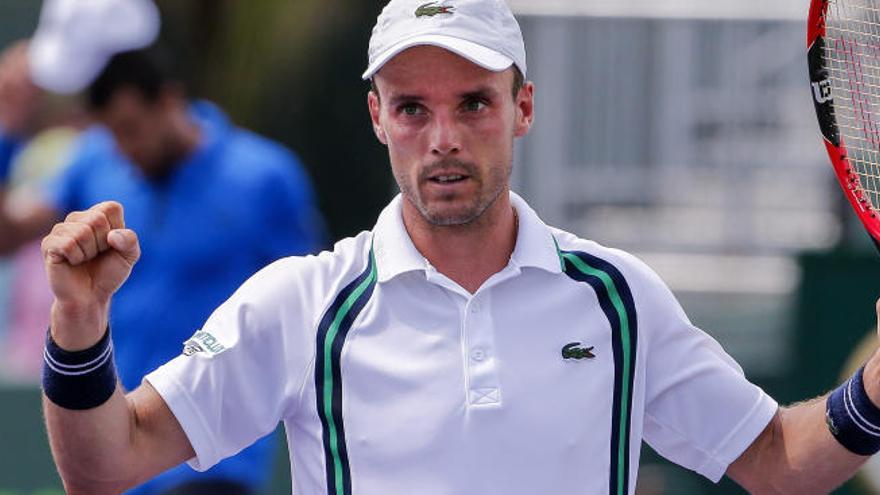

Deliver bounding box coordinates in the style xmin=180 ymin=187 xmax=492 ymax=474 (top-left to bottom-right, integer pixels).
xmin=0 ymin=45 xmax=326 ymax=495
xmin=1 ymin=0 xmax=326 ymax=492
xmin=0 ymin=39 xmax=87 ymax=380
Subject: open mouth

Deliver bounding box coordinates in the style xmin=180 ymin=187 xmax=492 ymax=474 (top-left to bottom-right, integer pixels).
xmin=429 ymin=174 xmax=468 ymax=184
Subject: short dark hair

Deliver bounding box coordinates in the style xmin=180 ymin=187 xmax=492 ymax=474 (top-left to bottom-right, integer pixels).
xmin=370 ymin=65 xmax=526 ymax=101
xmin=87 ymin=49 xmax=168 ymax=110
xmin=510 ymin=66 xmax=524 ymax=99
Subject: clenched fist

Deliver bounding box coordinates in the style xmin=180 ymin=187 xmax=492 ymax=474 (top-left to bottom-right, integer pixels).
xmin=41 ymin=201 xmax=140 ymax=350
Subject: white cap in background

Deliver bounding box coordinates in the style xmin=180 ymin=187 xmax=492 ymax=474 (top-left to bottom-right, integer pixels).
xmin=362 ymin=0 xmax=526 ymax=80
xmin=29 ymin=0 xmax=160 ymax=94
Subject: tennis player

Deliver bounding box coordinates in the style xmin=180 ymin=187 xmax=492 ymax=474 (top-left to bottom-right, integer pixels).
xmin=41 ymin=0 xmax=880 ymax=493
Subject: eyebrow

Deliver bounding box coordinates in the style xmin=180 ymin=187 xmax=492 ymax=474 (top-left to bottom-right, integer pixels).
xmin=459 ymin=86 xmax=499 ymax=101
xmin=388 ymin=94 xmax=424 ymax=107
xmin=387 ymin=86 xmax=501 ymax=107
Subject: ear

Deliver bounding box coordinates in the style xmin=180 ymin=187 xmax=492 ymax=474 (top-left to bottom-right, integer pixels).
xmin=367 ymin=90 xmax=388 ymax=145
xmin=513 ymin=81 xmax=535 ymax=138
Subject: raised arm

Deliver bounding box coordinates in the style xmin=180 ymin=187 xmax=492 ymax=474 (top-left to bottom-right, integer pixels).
xmin=41 ymin=201 xmax=194 ymax=494
xmin=0 ymin=41 xmax=60 ymax=255
xmin=0 ymin=188 xmax=59 ymax=255
xmin=727 ymin=301 xmax=880 ymax=494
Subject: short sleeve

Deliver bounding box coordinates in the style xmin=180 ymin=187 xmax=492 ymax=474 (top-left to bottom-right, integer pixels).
xmin=144 ymin=258 xmax=316 ymax=471
xmin=631 ymin=255 xmax=778 ymax=482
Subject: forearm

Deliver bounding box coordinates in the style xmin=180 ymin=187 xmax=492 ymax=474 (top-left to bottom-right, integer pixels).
xmin=43 ymin=303 xmax=137 ymax=493
xmin=44 ymin=364 xmax=192 ymax=494
xmin=0 ymin=117 xmax=61 ymax=255
xmin=41 ymin=203 xmax=194 ymax=492
xmin=729 ymin=382 xmax=876 ymax=493
xmin=0 ymin=188 xmax=58 ymax=255
xmin=741 ymin=401 xmax=865 ymax=494
xmin=45 ymin=384 xmax=190 ymax=494
xmin=44 ymin=387 xmax=140 ymax=493
xmin=781 ymin=400 xmax=865 ymax=488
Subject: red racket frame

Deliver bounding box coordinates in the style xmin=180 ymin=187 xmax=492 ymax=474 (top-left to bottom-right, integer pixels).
xmin=807 ymin=0 xmax=880 ymax=247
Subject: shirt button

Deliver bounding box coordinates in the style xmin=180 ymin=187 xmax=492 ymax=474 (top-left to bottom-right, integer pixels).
xmin=470 ymin=302 xmax=481 ymax=313
xmin=471 ymin=348 xmax=486 ymax=362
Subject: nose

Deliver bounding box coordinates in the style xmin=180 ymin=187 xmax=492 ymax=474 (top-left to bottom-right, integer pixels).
xmin=429 ymin=113 xmax=461 ymax=157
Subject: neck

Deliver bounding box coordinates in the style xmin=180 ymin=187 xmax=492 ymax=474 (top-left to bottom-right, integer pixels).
xmin=171 ymin=110 xmax=202 ymax=160
xmin=402 ymin=191 xmax=518 ymax=294
xmin=150 ymin=111 xmax=201 ymax=181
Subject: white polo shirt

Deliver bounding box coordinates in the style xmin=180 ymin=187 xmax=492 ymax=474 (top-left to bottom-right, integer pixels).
xmin=146 ymin=192 xmax=777 ymax=495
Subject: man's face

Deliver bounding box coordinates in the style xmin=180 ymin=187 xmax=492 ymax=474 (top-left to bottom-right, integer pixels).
xmin=368 ymin=46 xmax=533 ymax=226
xmin=97 ymin=86 xmax=176 ymax=178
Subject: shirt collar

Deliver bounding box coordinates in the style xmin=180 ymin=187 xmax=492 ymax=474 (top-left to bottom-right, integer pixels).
xmin=372 ymin=191 xmax=562 ymax=284
xmin=372 ymin=195 xmax=429 ymax=283
xmin=508 ymin=191 xmax=564 ymax=274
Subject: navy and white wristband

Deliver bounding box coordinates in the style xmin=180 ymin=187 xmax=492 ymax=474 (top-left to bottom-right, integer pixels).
xmin=826 ymin=366 xmax=880 ymax=456
xmin=42 ymin=328 xmax=118 ymax=410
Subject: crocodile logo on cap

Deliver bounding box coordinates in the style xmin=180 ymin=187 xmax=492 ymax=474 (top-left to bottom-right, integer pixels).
xmin=416 ymin=2 xmax=455 ymax=18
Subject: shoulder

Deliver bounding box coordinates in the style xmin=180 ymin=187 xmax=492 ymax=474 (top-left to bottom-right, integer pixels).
xmin=61 ymin=126 xmax=118 ymax=169
xmin=229 ymin=230 xmax=374 ymax=317
xmin=57 ymin=126 xmax=131 ymax=184
xmin=550 ymin=227 xmax=686 ymax=320
xmin=219 ymin=125 xmax=304 ymax=175
xmin=214 ymin=129 xmax=313 ymax=198
xmin=70 ymin=126 xmax=116 ymax=158
xmin=191 ymin=100 xmax=305 ymax=176
xmin=46 ymin=126 xmax=126 ymax=208
xmin=551 ymin=228 xmax=664 ymax=289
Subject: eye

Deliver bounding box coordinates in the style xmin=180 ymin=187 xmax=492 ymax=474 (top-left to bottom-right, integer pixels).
xmin=400 ymin=103 xmax=423 ymax=116
xmin=463 ymin=98 xmax=487 ymax=112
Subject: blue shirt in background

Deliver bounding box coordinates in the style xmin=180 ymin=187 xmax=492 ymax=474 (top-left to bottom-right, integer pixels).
xmin=0 ymin=127 xmax=23 ymax=355
xmin=0 ymin=126 xmax=22 ymax=182
xmin=47 ymin=101 xmax=326 ymax=494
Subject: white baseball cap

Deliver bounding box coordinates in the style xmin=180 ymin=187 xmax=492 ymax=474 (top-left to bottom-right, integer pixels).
xmin=362 ymin=0 xmax=527 ymax=80
xmin=29 ymin=0 xmax=160 ymax=94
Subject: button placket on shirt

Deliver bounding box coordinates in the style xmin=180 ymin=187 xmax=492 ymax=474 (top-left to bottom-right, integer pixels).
xmin=463 ymin=293 xmax=501 ymax=406
xmin=424 ymin=263 xmax=513 ymax=407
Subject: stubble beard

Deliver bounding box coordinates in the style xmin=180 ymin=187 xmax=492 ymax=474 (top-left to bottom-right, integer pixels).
xmin=396 ymin=157 xmax=512 ymax=227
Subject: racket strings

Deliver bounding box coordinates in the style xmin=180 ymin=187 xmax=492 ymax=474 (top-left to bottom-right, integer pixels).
xmin=825 ymin=0 xmax=880 ymax=206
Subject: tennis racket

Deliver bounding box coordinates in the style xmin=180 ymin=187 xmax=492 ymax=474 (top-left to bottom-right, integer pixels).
xmin=808 ymin=0 xmax=880 ymax=249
